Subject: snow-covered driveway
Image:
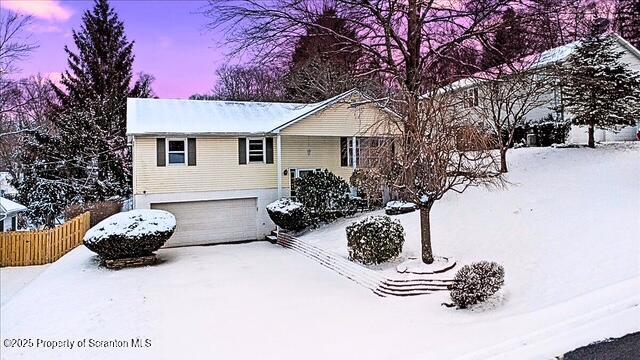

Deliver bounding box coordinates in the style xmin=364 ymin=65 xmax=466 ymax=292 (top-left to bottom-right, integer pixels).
xmin=1 ymin=143 xmax=639 ymax=360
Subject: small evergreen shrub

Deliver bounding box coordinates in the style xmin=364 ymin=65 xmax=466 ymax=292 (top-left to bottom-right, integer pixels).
xmin=346 ymin=215 xmax=405 ymax=265
xmin=84 ymin=210 xmax=176 ymax=260
xmin=294 ymin=169 xmax=357 ymax=221
xmin=450 ymin=261 xmax=505 ymax=309
xmin=505 ymin=116 xmax=571 ymax=147
xmin=266 ymin=198 xmax=310 ymax=231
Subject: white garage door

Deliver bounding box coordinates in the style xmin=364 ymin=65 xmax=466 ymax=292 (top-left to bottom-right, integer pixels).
xmin=151 ymin=198 xmax=257 ymax=247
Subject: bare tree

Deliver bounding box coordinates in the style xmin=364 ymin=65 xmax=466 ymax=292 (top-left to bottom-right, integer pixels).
xmin=208 ymin=64 xmax=286 ymax=102
xmin=204 ymin=0 xmax=511 ymax=264
xmin=469 ymin=59 xmax=554 ymax=172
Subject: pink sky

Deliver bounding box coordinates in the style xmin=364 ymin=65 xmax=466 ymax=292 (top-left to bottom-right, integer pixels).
xmin=2 ymin=0 xmax=227 ymax=99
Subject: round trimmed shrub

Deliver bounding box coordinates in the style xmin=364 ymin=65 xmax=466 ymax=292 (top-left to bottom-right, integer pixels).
xmin=83 ymin=209 xmax=176 ymax=260
xmin=347 ymin=215 xmax=405 ymax=265
xmin=266 ymin=198 xmax=310 ymax=231
xmin=450 ymin=261 xmax=505 ymax=309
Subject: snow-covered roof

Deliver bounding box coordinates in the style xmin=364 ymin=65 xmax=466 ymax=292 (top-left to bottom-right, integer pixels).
xmin=127 ymin=89 xmax=360 ymax=135
xmin=429 ymin=34 xmax=640 ymax=94
xmin=0 ymin=197 xmax=27 ymax=216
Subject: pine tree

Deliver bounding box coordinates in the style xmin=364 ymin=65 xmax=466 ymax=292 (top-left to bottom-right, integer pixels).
xmin=15 ymin=0 xmax=153 ymax=227
xmin=561 ymin=35 xmax=640 ymax=148
xmin=482 ymin=8 xmax=531 ymax=69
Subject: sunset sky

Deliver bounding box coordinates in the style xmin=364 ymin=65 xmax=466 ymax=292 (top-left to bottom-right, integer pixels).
xmin=2 ymin=0 xmax=226 ymax=98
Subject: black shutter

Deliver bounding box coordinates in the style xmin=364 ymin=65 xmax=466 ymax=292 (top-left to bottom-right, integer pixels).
xmin=340 ymin=137 xmax=348 ymax=167
xmin=188 ymin=138 xmax=197 ymax=166
xmin=238 ymin=138 xmax=247 ymax=164
xmin=156 ymin=138 xmax=166 ymax=167
xmin=265 ymin=137 xmax=274 ymax=164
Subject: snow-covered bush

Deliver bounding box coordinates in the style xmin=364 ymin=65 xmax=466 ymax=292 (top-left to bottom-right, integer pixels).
xmin=83 ymin=210 xmax=176 ymax=260
xmin=347 ymin=215 xmax=405 ymax=265
xmin=294 ymin=169 xmax=357 ymax=221
xmin=384 ymin=200 xmax=417 ymax=215
xmin=266 ymin=198 xmax=310 ymax=231
xmin=450 ymin=261 xmax=505 ymax=309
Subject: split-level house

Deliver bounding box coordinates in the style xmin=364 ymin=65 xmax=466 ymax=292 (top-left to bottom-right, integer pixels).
xmin=440 ymin=34 xmax=640 ymax=144
xmin=127 ymin=89 xmax=394 ymax=247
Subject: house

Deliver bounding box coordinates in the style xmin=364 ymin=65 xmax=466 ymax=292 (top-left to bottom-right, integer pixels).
xmin=127 ymin=89 xmax=394 ymax=247
xmin=438 ymin=34 xmax=640 ymax=144
xmin=1 ymin=197 xmax=27 ymax=232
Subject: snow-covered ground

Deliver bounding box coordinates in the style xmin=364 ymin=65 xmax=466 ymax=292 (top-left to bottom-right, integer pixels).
xmin=0 ymin=265 xmax=48 ymax=306
xmin=1 ymin=143 xmax=639 ymax=360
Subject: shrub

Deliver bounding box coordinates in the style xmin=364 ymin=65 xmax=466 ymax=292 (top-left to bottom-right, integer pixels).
xmin=65 ymin=200 xmax=122 ymax=227
xmin=450 ymin=261 xmax=505 ymax=309
xmin=266 ymin=198 xmax=310 ymax=231
xmin=83 ymin=210 xmax=176 ymax=260
xmin=346 ymin=215 xmax=405 ymax=265
xmin=384 ymin=200 xmax=418 ymax=215
xmin=506 ymin=116 xmax=571 ymax=147
xmin=294 ymin=169 xmax=357 ymax=221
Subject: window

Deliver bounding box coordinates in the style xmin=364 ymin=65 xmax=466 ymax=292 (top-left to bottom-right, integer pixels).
xmin=167 ymin=139 xmax=186 ymax=165
xmin=247 ymin=138 xmax=265 ymax=163
xmin=463 ymin=88 xmax=479 ymax=109
xmin=347 ymin=138 xmax=360 ymax=167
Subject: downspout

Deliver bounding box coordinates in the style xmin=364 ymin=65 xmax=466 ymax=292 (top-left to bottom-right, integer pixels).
xmin=277 ymin=133 xmax=282 ymax=199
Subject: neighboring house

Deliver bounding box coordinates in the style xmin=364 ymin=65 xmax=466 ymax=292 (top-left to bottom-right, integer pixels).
xmin=127 ymin=89 xmax=394 ymax=247
xmin=439 ymin=34 xmax=640 ymax=144
xmin=1 ymin=197 xmax=27 ymax=232
xmin=0 ymin=172 xmax=18 ymax=197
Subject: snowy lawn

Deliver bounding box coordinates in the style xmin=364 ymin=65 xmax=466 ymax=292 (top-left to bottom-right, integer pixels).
xmin=1 ymin=143 xmax=639 ymax=360
xmin=0 ymin=265 xmax=48 ymax=306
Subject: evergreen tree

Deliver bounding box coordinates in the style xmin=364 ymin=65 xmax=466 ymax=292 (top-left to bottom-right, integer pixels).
xmin=15 ymin=0 xmax=153 ymax=227
xmin=561 ymin=35 xmax=640 ymax=148
xmin=285 ymin=7 xmax=380 ymax=101
xmin=482 ymin=8 xmax=531 ymax=69
xmin=614 ymin=0 xmax=640 ymax=49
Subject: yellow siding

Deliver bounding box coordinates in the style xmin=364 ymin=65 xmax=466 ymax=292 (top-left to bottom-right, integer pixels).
xmin=281 ymin=136 xmax=353 ymax=187
xmin=134 ymin=137 xmax=278 ymax=194
xmin=281 ymin=100 xmax=392 ymax=137
xmin=133 ymin=136 xmax=355 ymax=194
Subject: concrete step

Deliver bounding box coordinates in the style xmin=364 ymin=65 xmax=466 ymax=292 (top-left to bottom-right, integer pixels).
xmin=277 ymin=233 xmax=449 ymax=297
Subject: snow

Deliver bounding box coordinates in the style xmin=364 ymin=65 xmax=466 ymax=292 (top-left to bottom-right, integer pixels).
xmin=0 ymin=196 xmax=27 ymax=215
xmin=1 ymin=143 xmax=638 ymax=359
xmin=0 ymin=172 xmax=17 ymax=197
xmin=266 ymin=198 xmax=304 ymax=214
xmin=126 ymin=89 xmax=356 ymax=135
xmin=385 ymin=200 xmax=417 ymax=210
xmin=83 ymin=210 xmax=176 ymax=244
xmin=0 ymin=265 xmax=48 ymax=306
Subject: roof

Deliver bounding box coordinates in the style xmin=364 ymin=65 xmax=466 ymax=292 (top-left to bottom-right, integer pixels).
xmin=0 ymin=197 xmax=27 ymax=216
xmin=127 ymin=89 xmax=362 ymax=136
xmin=430 ymin=34 xmax=640 ymax=94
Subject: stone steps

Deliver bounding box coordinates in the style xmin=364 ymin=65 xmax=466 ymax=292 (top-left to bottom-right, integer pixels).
xmin=277 ymin=232 xmax=453 ymax=297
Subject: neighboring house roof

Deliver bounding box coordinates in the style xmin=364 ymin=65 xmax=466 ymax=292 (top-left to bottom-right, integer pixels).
xmin=0 ymin=197 xmax=27 ymax=217
xmin=430 ymin=34 xmax=640 ymax=94
xmin=127 ymin=89 xmax=368 ymax=136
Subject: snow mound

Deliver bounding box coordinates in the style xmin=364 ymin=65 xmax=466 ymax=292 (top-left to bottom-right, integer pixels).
xmin=385 ymin=201 xmax=418 ymax=215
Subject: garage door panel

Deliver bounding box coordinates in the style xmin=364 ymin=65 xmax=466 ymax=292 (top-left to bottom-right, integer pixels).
xmin=151 ymin=198 xmax=257 ymax=247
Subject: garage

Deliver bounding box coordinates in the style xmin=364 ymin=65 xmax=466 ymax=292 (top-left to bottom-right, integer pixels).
xmin=151 ymin=198 xmax=257 ymax=247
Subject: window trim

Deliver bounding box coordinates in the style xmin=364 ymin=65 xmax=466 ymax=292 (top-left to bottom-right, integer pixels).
xmin=246 ymin=137 xmax=266 ymax=164
xmin=166 ymin=138 xmax=187 ymax=166
xmin=463 ymin=87 xmax=479 ymax=109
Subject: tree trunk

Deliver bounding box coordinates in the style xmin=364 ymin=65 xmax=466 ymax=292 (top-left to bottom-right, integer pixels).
xmin=588 ymin=124 xmax=595 ymax=148
xmin=500 ymin=147 xmax=508 ymax=173
xmin=419 ymin=205 xmax=434 ymax=264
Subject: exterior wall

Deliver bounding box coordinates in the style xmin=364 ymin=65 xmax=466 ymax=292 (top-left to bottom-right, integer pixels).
xmin=567 ymin=124 xmax=638 ymax=144
xmin=281 ymin=100 xmax=391 ymax=137
xmin=134 ymin=188 xmax=280 ymax=240
xmin=133 ymin=136 xmax=278 ymax=194
xmin=281 ymin=135 xmax=353 ymax=187
xmin=2 ymin=214 xmax=16 ymax=232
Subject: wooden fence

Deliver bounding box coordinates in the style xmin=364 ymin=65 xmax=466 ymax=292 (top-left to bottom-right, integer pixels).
xmin=0 ymin=212 xmax=90 ymax=267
